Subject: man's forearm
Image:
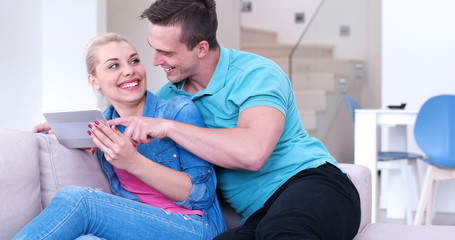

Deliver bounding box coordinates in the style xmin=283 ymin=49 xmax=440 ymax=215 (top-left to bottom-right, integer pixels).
xmin=166 ymin=121 xmax=270 ymax=171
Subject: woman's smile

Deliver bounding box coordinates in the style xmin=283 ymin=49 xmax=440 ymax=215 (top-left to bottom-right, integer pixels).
xmin=119 ymin=79 xmax=141 ymax=90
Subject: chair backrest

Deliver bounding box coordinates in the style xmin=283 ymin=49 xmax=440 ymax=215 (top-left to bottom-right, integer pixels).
xmin=343 ymin=94 xmax=362 ymax=125
xmin=414 ymin=94 xmax=455 ymax=168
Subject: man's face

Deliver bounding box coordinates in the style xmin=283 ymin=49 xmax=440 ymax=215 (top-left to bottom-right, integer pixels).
xmin=147 ymin=22 xmax=200 ymax=84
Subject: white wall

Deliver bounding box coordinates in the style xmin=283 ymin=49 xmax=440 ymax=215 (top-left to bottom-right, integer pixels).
xmin=42 ymin=0 xmax=106 ymax=112
xmin=0 ymin=0 xmax=105 ymax=131
xmin=216 ymin=0 xmax=241 ymax=50
xmin=0 ymin=0 xmax=43 ymax=131
xmin=382 ymin=0 xmax=455 ymax=109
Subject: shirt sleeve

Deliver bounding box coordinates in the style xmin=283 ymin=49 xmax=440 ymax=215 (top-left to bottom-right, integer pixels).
xmin=169 ymin=96 xmax=218 ymax=210
xmin=229 ymin=62 xmax=291 ymax=117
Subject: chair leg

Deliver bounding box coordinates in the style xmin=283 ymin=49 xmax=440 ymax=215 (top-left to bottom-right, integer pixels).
xmin=425 ymin=179 xmax=437 ymax=225
xmin=380 ymin=168 xmax=390 ymax=210
xmin=414 ymin=165 xmax=436 ymax=225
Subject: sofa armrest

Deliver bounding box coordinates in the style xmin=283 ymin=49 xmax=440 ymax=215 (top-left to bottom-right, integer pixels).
xmin=0 ymin=128 xmax=112 ymax=239
xmin=0 ymin=129 xmax=43 ymax=239
xmin=339 ymin=163 xmax=372 ymax=232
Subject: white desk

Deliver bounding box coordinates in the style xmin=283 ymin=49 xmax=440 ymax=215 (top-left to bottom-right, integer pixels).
xmin=354 ymin=109 xmax=418 ymax=222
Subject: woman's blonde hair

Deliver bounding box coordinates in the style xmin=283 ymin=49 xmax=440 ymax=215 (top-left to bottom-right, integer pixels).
xmin=85 ymin=33 xmax=132 ymax=75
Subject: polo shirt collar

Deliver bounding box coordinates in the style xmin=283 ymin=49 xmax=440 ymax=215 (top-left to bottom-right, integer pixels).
xmin=200 ymin=44 xmax=229 ymax=96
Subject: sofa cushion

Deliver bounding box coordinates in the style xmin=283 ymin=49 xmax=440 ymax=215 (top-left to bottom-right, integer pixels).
xmin=354 ymin=222 xmax=455 ymax=240
xmin=0 ymin=129 xmax=43 ymax=240
xmin=37 ymin=133 xmax=112 ymax=207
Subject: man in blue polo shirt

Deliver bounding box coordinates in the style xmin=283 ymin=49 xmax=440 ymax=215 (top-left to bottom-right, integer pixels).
xmin=111 ymin=0 xmax=361 ymax=239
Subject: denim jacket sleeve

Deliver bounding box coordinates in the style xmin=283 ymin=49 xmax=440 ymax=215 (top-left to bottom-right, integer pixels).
xmin=170 ymin=97 xmax=217 ymax=210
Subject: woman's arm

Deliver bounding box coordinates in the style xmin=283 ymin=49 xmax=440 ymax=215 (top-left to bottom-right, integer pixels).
xmin=168 ymin=100 xmax=218 ymax=210
xmin=88 ymin=121 xmax=192 ymax=202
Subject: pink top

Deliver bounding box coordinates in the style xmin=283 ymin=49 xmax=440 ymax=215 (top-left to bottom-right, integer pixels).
xmin=114 ymin=167 xmax=203 ymax=216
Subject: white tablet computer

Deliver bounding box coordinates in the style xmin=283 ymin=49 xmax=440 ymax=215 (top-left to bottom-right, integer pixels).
xmin=43 ymin=108 xmax=108 ymax=148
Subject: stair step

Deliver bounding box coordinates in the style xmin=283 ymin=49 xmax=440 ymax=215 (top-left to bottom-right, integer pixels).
xmin=293 ymin=90 xmax=326 ymax=111
xmin=291 ymin=73 xmax=336 ymax=92
xmin=241 ymin=27 xmax=278 ymax=44
xmin=291 ymin=59 xmax=362 ymax=76
xmin=241 ymin=44 xmax=335 ymax=59
xmin=241 ymin=43 xmax=293 ymax=58
xmin=292 ymin=45 xmax=334 ymax=59
xmin=299 ymin=109 xmax=317 ymax=131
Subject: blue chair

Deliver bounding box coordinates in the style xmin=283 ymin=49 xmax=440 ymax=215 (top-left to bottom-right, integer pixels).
xmin=344 ymin=94 xmax=422 ymax=224
xmin=413 ymin=94 xmax=455 ymax=225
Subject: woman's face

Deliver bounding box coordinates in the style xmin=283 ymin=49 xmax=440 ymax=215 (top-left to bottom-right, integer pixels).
xmin=88 ymin=41 xmax=147 ymax=107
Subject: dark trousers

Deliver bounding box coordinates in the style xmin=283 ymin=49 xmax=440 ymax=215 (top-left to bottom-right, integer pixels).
xmin=214 ymin=163 xmax=361 ymax=240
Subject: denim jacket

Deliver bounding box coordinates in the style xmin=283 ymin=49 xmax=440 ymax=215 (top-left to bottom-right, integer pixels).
xmin=96 ymin=91 xmax=226 ymax=238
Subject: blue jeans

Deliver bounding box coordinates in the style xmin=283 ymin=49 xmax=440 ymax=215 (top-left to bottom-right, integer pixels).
xmin=13 ymin=186 xmax=209 ymax=240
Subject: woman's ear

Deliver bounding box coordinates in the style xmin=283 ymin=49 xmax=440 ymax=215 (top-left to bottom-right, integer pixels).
xmin=88 ymin=74 xmax=101 ymax=90
xmin=197 ymin=41 xmax=209 ymax=58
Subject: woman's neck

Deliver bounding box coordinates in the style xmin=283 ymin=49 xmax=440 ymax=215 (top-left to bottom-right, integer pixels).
xmin=112 ymin=96 xmax=146 ymax=117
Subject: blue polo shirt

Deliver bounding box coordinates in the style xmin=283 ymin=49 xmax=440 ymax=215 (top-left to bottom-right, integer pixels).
xmin=156 ymin=45 xmax=339 ymax=224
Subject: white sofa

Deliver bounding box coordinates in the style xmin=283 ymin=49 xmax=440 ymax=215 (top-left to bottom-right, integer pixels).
xmin=1 ymin=128 xmax=455 ymax=239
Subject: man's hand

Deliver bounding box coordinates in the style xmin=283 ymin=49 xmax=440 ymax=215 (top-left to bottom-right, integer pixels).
xmin=32 ymin=122 xmax=57 ymax=140
xmin=32 ymin=122 xmax=51 ymax=133
xmin=108 ymin=116 xmax=169 ymax=144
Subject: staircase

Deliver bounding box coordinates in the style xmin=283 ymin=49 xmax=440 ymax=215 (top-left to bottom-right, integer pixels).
xmin=240 ymin=27 xmax=363 ymax=136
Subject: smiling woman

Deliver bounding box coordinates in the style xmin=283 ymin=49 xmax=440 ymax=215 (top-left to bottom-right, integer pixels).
xmin=13 ymin=33 xmax=226 ymax=240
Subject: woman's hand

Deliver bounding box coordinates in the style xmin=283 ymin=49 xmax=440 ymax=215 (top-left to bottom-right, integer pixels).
xmin=108 ymin=116 xmax=169 ymax=144
xmin=88 ymin=120 xmax=140 ymax=171
xmin=90 ymin=119 xmax=193 ymax=201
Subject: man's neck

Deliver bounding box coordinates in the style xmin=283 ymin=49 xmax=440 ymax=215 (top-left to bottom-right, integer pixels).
xmin=182 ymin=47 xmax=220 ymax=95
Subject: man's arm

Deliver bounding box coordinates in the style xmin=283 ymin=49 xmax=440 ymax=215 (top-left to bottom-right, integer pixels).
xmin=110 ymin=106 xmax=285 ymax=171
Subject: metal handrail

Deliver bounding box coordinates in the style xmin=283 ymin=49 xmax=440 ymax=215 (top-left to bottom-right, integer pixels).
xmin=288 ymin=0 xmax=325 ymax=82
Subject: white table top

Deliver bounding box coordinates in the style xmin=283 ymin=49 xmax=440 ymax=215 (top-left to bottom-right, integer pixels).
xmin=355 ymin=109 xmax=418 ymax=114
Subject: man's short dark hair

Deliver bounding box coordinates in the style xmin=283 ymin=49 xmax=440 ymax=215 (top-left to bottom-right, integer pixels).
xmin=141 ymin=0 xmax=219 ymax=51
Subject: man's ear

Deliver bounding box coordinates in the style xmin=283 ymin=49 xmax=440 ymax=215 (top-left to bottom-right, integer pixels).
xmin=197 ymin=41 xmax=209 ymax=58
xmin=88 ymin=74 xmax=101 ymax=90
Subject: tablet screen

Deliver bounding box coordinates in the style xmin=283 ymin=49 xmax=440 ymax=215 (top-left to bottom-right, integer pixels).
xmin=43 ymin=108 xmax=108 ymax=148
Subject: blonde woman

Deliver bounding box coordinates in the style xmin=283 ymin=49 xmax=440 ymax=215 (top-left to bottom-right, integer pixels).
xmin=14 ymin=33 xmax=226 ymax=240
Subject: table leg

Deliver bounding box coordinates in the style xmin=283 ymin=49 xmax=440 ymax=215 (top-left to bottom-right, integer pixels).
xmin=355 ymin=112 xmax=378 ymax=223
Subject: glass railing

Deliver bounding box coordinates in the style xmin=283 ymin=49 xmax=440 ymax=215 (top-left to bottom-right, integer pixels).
xmin=289 ymin=0 xmax=366 ymax=140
